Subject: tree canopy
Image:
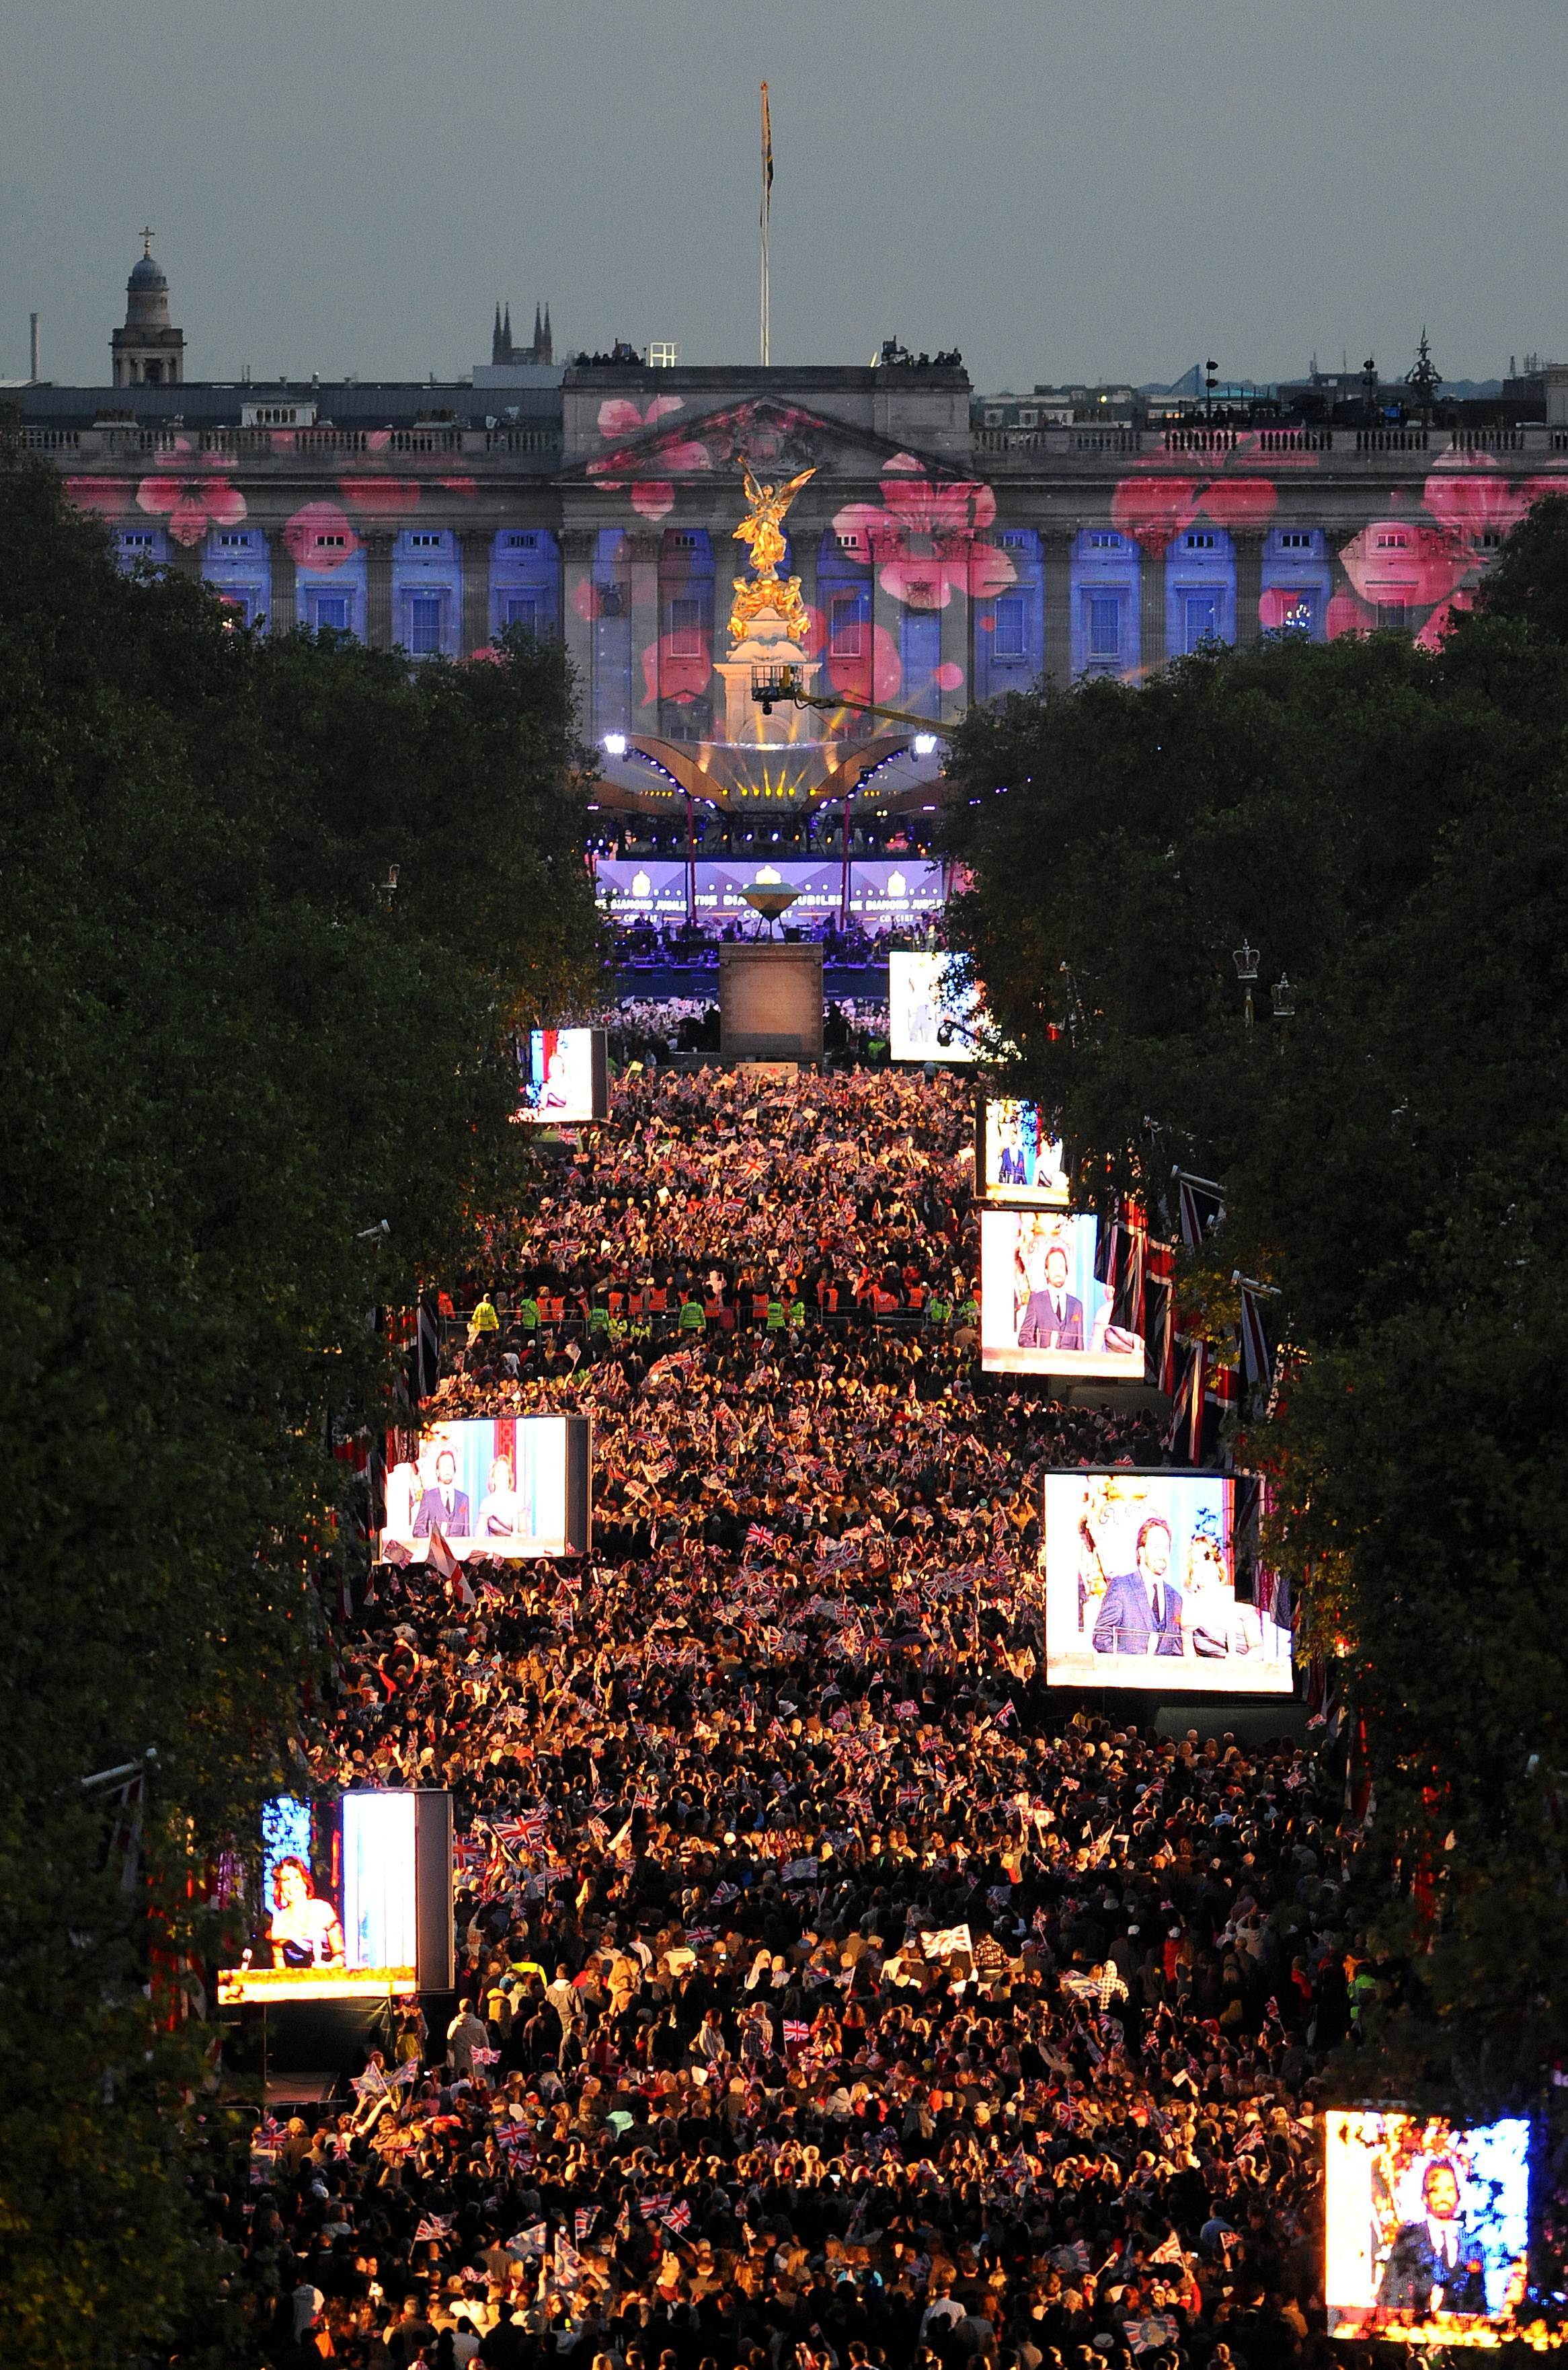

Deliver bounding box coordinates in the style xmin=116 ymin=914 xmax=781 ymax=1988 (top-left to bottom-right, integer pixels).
xmin=0 ymin=454 xmax=604 ymax=2367
xmin=940 ymin=513 xmax=1568 ymax=2110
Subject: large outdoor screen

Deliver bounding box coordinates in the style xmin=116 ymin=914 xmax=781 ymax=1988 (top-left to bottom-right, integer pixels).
xmin=980 ymin=1209 xmax=1143 ymax=1378
xmin=381 ymin=1415 xmax=592 ymax=1559
xmin=978 ymin=1096 xmax=1068 ymax=1207
xmin=518 ymin=1027 xmax=608 ymax=1124
xmin=1042 ymin=1471 xmax=1294 ymax=1691
xmin=594 ymin=856 xmax=947 ymax=924
xmin=1325 ymin=2110 xmax=1530 ymax=2345
xmin=217 ymin=1790 xmax=452 ymax=2004
xmin=889 ymin=950 xmax=981 ymax=1064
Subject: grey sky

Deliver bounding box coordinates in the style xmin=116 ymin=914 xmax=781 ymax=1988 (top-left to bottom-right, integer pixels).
xmin=3 ymin=0 xmax=1564 ymax=393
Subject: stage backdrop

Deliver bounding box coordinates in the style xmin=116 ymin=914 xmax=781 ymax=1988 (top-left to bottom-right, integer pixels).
xmin=595 ymin=858 xmax=946 ymax=925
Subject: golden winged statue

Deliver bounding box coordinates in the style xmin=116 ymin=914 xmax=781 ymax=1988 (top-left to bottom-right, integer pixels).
xmin=730 ymin=460 xmax=816 ymax=645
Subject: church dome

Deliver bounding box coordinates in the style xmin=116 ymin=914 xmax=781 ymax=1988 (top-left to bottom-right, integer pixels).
xmin=128 ymin=251 xmax=167 ymax=292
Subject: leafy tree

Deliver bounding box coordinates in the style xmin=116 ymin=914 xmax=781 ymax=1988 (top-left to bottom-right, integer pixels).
xmin=939 ymin=519 xmax=1568 ymax=2110
xmin=0 ymin=454 xmax=603 ymax=2366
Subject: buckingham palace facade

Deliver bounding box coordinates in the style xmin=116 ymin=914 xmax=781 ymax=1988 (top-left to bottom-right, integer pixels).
xmin=16 ymin=248 xmax=1568 ymax=820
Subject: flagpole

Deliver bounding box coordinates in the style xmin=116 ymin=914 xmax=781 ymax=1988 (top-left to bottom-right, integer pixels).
xmin=760 ymin=81 xmax=772 ymax=367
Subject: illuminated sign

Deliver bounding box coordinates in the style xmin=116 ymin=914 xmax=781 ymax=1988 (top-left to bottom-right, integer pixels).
xmin=381 ymin=1415 xmax=592 ymax=1560
xmin=979 ymin=1209 xmax=1142 ymax=1378
xmin=518 ymin=1027 xmax=608 ymax=1124
xmin=1325 ymin=2111 xmax=1530 ymax=2345
xmin=889 ymin=949 xmax=982 ymax=1063
xmin=1042 ymin=1471 xmax=1292 ymax=1692
xmin=978 ymin=1096 xmax=1068 ymax=1207
xmin=218 ymin=1790 xmax=452 ymax=2004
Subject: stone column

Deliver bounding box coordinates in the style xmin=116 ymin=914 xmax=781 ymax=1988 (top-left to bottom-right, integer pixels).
xmin=1043 ymin=527 xmax=1074 ymax=688
xmin=791 ymin=519 xmax=820 ymax=650
xmin=266 ymin=535 xmax=297 ymax=636
xmin=364 ymin=531 xmax=395 ymax=650
xmin=865 ymin=526 xmax=893 ymax=724
xmin=459 ymin=529 xmax=491 ymax=657
xmin=560 ymin=527 xmax=597 ymax=733
xmin=1138 ymin=540 xmax=1167 ymax=677
xmin=627 ymin=531 xmax=662 ymax=727
xmin=1234 ymin=529 xmax=1265 ymax=646
xmin=938 ymin=537 xmax=970 ymax=723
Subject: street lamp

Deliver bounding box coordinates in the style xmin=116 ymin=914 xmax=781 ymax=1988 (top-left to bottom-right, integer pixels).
xmin=1232 ymin=938 xmax=1259 ymax=1028
xmin=1205 ymin=359 xmax=1219 ymax=422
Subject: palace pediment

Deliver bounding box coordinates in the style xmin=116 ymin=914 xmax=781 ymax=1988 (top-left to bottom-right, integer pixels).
xmin=557 ymin=395 xmax=974 ymax=496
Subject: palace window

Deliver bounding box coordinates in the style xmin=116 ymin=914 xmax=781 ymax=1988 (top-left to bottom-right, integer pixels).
xmin=1184 ymin=531 xmax=1217 ymax=551
xmin=506 ymin=532 xmax=537 ymax=549
xmin=1089 ymin=531 xmax=1122 ymax=549
xmin=315 ymin=594 xmax=348 ymax=630
xmin=408 ymin=531 xmax=444 ymax=550
xmin=410 ymin=595 xmax=443 ymax=655
xmin=993 ymin=593 xmax=1027 ymax=659
xmin=1087 ymin=594 xmax=1120 ymax=660
xmin=668 ymin=595 xmax=704 ymax=658
xmin=1374 ymin=531 xmax=1409 ymax=550
xmin=315 ymin=532 xmax=346 ymax=550
xmin=1183 ymin=590 xmax=1221 ymax=648
xmin=828 ymin=592 xmax=865 ymax=659
xmin=1279 ymin=530 xmax=1314 ymax=550
xmin=504 ymin=594 xmax=539 ymax=634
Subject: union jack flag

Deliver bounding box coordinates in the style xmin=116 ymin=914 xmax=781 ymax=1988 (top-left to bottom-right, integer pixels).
xmin=415 ymin=2213 xmax=453 ymax=2243
xmin=639 ymin=2190 xmax=672 ymax=2220
xmin=662 ymin=2199 xmax=692 ymax=2235
xmin=783 ymin=2018 xmax=810 ymax=2049
xmin=575 ymin=2207 xmax=598 ymax=2244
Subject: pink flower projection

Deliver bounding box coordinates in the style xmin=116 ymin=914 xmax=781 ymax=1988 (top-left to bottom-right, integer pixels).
xmin=438 ymin=477 xmax=477 ymax=499
xmin=339 ymin=477 xmax=422 ymax=517
xmin=588 ymin=396 xmax=707 ymax=522
xmin=65 ymin=476 xmax=131 ymax=521
xmin=134 ymin=441 xmax=246 ymax=547
xmin=598 ymin=395 xmax=685 ymax=441
xmin=1337 ymin=519 xmax=1470 ymax=611
xmin=1110 ymin=475 xmax=1277 ymax=551
xmin=1422 ymin=456 xmax=1568 ymax=547
xmin=832 ymin=461 xmax=1012 ymax=611
xmin=1110 ymin=477 xmax=1199 ymax=553
xmin=826 ymin=621 xmax=902 ymax=707
xmin=282 ymin=502 xmax=362 ymax=573
xmin=1415 ymin=590 xmax=1474 ymax=651
xmin=641 ymin=627 xmax=712 ymax=705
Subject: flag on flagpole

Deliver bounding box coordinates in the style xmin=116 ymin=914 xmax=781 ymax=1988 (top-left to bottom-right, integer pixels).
xmin=1174 ymin=1170 xmax=1225 ymax=1252
xmin=1164 ymin=1336 xmax=1205 ymax=1463
xmin=1236 ymin=1274 xmax=1279 ymax=1404
xmin=760 ymin=82 xmax=773 ymax=221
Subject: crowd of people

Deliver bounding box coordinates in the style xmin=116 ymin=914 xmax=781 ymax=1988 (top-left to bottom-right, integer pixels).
xmin=235 ymin=1067 xmax=1348 ymax=2370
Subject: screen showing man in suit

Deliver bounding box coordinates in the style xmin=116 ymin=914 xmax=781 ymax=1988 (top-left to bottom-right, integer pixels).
xmin=979 ymin=1211 xmax=1144 ymax=1379
xmin=381 ymin=1416 xmax=586 ymax=1560
xmin=1324 ymin=2111 xmax=1530 ymax=2343
xmin=1042 ymin=1472 xmax=1294 ymax=1693
xmin=979 ymin=1098 xmax=1068 ymax=1207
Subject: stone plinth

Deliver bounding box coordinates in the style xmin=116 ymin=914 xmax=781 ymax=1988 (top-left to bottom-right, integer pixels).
xmin=719 ymin=942 xmax=824 ymax=1063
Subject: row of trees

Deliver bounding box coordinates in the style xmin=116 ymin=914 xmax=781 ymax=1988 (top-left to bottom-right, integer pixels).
xmin=940 ymin=502 xmax=1568 ymax=2112
xmin=0 ymin=457 xmax=604 ymax=2365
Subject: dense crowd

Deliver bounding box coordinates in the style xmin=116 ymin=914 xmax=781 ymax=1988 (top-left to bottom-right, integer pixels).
xmin=238 ymin=1068 xmax=1343 ymax=2370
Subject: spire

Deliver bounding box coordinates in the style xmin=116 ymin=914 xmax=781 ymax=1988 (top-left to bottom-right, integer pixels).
xmin=502 ymin=303 xmax=513 ymax=359
xmin=492 ymin=301 xmax=503 ymax=365
xmin=533 ymin=303 xmax=543 ymax=357
xmin=541 ymin=304 xmax=552 ymax=365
